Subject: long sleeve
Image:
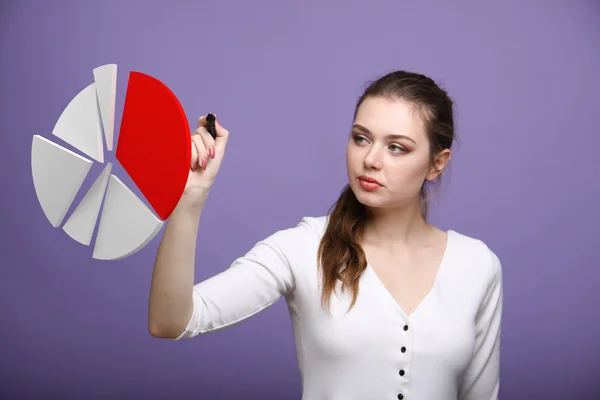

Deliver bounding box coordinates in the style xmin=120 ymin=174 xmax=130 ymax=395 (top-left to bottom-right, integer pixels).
xmin=458 ymin=247 xmax=504 ymax=399
xmin=173 ymin=220 xmax=311 ymax=340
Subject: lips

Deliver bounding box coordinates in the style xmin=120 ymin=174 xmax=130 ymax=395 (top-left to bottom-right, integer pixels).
xmin=358 ymin=175 xmax=383 ymax=186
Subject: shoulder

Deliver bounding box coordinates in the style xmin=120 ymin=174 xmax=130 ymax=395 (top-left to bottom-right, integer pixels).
xmin=250 ymin=216 xmax=329 ymax=276
xmin=447 ymin=230 xmax=503 ymax=288
xmin=299 ymin=215 xmax=330 ymax=236
xmin=261 ymin=215 xmax=329 ymax=249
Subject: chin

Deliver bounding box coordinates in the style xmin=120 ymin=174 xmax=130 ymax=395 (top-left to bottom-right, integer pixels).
xmin=356 ymin=196 xmax=387 ymax=209
xmin=350 ymin=182 xmax=387 ymax=208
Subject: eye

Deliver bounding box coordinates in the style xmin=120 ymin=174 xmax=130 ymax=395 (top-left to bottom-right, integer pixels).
xmin=353 ymin=134 xmax=368 ymax=144
xmin=389 ymin=144 xmax=407 ymax=153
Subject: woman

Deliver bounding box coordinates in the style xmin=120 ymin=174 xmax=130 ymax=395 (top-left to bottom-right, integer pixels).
xmin=148 ymin=70 xmax=503 ymax=399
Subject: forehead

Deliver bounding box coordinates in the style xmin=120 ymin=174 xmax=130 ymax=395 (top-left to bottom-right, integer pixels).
xmin=353 ymin=96 xmax=427 ymax=142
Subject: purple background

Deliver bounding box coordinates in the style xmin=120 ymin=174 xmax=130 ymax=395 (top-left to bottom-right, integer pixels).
xmin=2 ymin=0 xmax=599 ymax=398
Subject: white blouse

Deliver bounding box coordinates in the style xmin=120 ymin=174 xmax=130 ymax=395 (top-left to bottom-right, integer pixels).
xmin=175 ymin=216 xmax=503 ymax=400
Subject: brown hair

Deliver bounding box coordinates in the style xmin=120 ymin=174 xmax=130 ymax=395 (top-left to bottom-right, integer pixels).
xmin=317 ymin=70 xmax=456 ymax=315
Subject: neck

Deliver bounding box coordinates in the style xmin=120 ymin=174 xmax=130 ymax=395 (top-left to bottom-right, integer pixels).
xmin=362 ymin=199 xmax=431 ymax=248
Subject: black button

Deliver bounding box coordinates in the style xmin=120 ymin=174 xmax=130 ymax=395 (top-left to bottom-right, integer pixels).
xmin=398 ymin=394 xmax=404 ymax=399
xmin=401 ymin=347 xmax=406 ymax=353
xmin=403 ymin=325 xmax=409 ymax=331
xmin=399 ymin=369 xmax=405 ymax=376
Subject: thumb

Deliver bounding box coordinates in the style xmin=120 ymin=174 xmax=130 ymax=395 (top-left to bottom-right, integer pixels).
xmin=214 ymin=119 xmax=229 ymax=149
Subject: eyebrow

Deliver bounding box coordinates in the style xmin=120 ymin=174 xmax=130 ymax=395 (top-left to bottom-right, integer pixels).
xmin=352 ymin=124 xmax=417 ymax=144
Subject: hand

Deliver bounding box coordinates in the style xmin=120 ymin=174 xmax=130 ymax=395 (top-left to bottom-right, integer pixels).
xmin=181 ymin=114 xmax=230 ymax=205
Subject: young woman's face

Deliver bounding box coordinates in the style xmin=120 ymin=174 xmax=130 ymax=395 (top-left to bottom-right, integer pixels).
xmin=346 ymin=96 xmax=448 ymax=210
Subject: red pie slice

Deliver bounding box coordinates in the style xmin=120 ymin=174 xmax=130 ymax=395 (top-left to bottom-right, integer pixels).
xmin=115 ymin=71 xmax=190 ymax=220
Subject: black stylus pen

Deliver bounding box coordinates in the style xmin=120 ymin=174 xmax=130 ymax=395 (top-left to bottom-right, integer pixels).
xmin=206 ymin=113 xmax=217 ymax=140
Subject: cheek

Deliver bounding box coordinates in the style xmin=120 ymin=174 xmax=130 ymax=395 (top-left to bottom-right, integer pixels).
xmin=386 ymin=157 xmax=430 ymax=188
xmin=346 ymin=146 xmax=360 ymax=165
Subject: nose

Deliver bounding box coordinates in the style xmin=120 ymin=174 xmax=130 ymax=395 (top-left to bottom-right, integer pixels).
xmin=364 ymin=146 xmax=382 ymax=170
xmin=364 ymin=147 xmax=383 ymax=170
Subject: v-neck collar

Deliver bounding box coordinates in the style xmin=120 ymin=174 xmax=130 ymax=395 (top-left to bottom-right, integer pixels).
xmin=364 ymin=230 xmax=454 ymax=320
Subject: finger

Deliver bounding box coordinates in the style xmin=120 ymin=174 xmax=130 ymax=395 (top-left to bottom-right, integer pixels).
xmin=191 ymin=138 xmax=204 ymax=171
xmin=191 ymin=133 xmax=208 ymax=170
xmin=190 ymin=140 xmax=198 ymax=170
xmin=213 ymin=119 xmax=229 ymax=151
xmin=194 ymin=125 xmax=217 ymax=160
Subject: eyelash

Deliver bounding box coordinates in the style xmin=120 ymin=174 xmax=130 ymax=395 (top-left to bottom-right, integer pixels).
xmin=353 ymin=134 xmax=407 ymax=154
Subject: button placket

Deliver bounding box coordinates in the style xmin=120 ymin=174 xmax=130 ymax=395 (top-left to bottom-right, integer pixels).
xmin=397 ymin=323 xmax=410 ymax=399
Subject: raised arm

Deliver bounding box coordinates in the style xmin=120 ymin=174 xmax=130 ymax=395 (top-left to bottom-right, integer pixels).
xmin=150 ymin=199 xmax=302 ymax=340
xmin=148 ymin=193 xmax=205 ymax=339
xmin=458 ymin=247 xmax=504 ymax=399
xmin=148 ymin=115 xmax=304 ymax=340
xmin=148 ymin=114 xmax=229 ymax=339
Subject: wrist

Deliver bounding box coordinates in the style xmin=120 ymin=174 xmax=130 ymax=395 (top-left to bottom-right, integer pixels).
xmin=176 ymin=190 xmax=209 ymax=213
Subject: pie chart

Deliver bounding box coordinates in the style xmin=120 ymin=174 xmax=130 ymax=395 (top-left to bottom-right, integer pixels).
xmin=31 ymin=63 xmax=191 ymax=260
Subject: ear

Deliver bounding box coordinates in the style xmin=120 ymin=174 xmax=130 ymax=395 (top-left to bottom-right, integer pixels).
xmin=426 ymin=149 xmax=451 ymax=181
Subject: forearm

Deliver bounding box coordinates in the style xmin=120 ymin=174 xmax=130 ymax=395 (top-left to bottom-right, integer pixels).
xmin=148 ymin=192 xmax=207 ymax=338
